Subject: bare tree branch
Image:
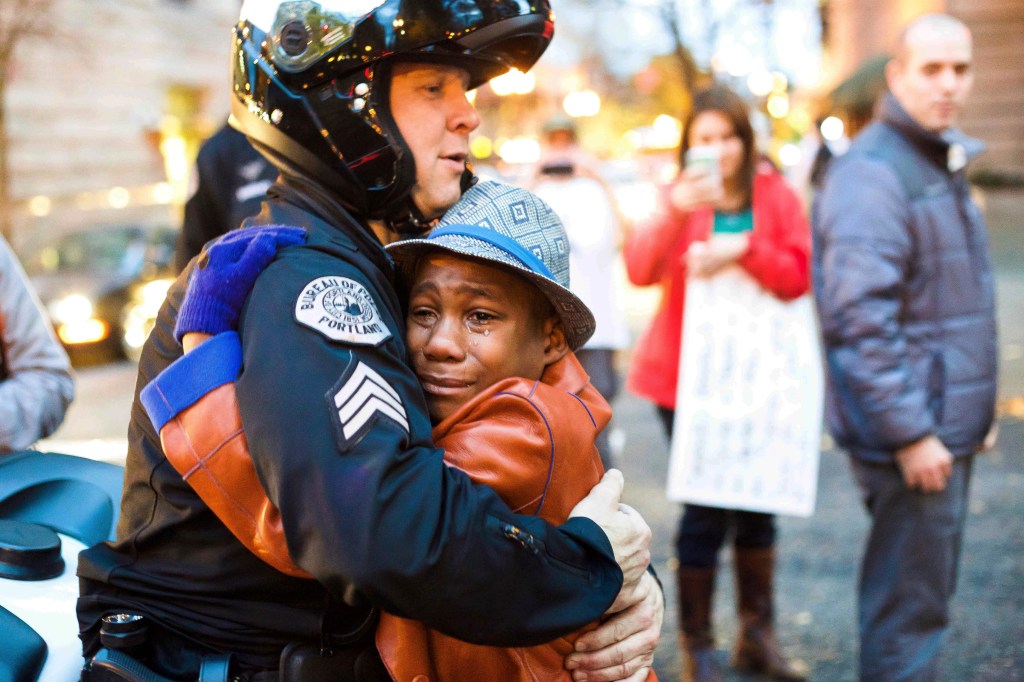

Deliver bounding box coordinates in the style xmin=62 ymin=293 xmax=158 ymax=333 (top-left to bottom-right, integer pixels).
xmin=0 ymin=0 xmax=43 ymax=41
xmin=0 ymin=0 xmax=61 ymax=241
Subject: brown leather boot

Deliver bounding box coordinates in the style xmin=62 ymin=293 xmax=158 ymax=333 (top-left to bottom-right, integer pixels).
xmin=731 ymin=547 xmax=809 ymax=681
xmin=676 ymin=567 xmax=723 ymax=682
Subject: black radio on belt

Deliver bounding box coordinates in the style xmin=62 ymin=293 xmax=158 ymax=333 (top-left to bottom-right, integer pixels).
xmin=99 ymin=613 xmax=149 ymax=653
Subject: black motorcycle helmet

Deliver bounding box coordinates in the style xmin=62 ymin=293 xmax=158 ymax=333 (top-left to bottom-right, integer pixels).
xmin=231 ymin=0 xmax=554 ymax=234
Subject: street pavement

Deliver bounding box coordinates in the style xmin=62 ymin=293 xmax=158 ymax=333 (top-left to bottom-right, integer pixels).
xmin=39 ymin=191 xmax=1024 ymax=680
xmin=614 ymin=393 xmax=1023 ymax=681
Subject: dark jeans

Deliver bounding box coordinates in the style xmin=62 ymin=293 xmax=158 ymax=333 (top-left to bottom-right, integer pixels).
xmin=578 ymin=348 xmax=619 ymax=469
xmin=657 ymin=406 xmax=776 ymax=568
xmin=850 ymin=455 xmax=973 ymax=682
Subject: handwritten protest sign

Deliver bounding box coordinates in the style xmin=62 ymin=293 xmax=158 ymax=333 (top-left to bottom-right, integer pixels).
xmin=666 ymin=265 xmax=824 ymax=517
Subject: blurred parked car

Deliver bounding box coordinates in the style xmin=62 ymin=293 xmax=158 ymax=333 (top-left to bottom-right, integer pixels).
xmin=21 ymin=223 xmax=178 ymax=364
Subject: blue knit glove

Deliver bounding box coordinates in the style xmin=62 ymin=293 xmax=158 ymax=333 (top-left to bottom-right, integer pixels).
xmin=175 ymin=226 xmax=306 ymax=343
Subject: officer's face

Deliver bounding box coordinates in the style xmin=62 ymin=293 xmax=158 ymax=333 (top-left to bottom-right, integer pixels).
xmin=390 ymin=63 xmax=481 ymax=221
xmin=406 ymin=253 xmax=564 ymax=423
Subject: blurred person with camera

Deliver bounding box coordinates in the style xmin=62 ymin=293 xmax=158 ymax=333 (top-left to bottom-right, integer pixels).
xmin=625 ymin=85 xmax=811 ymax=682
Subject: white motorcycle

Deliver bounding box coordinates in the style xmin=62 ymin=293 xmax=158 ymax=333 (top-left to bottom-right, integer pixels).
xmin=0 ymin=451 xmax=124 ymax=681
xmin=1 ymin=452 xmax=368 ymax=681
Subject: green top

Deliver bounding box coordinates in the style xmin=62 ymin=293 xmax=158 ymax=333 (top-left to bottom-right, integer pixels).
xmin=713 ymin=208 xmax=754 ymax=234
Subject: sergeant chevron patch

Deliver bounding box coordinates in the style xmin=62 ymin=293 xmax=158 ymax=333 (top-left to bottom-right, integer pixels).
xmin=329 ymin=361 xmax=409 ymax=445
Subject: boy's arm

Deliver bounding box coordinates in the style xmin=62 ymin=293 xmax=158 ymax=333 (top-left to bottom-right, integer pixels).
xmin=143 ymin=226 xmax=310 ymax=576
xmin=140 ymin=330 xmax=310 ymax=578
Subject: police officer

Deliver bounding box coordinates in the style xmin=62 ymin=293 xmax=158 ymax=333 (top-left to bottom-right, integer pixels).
xmin=175 ymin=123 xmax=278 ymax=272
xmin=78 ymin=2 xmax=662 ymax=680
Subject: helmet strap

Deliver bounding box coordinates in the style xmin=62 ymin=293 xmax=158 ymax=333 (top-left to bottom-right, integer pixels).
xmin=384 ymin=167 xmax=479 ymax=237
xmin=384 ymin=200 xmax=434 ymax=237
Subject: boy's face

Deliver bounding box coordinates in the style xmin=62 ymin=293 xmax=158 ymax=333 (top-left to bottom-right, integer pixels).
xmin=406 ymin=252 xmax=564 ymax=423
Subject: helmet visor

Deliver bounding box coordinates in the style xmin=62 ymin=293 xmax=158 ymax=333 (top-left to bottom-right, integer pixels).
xmin=240 ymin=0 xmax=552 ymax=80
xmin=241 ymin=0 xmax=389 ymax=73
xmin=241 ymin=0 xmax=385 ymax=32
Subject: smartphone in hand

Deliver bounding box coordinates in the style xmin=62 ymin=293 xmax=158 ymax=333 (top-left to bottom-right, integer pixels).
xmin=685 ymin=145 xmax=722 ymax=191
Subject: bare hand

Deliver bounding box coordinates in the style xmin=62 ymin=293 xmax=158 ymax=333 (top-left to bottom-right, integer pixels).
xmin=669 ymin=167 xmax=723 ymax=213
xmin=181 ymin=332 xmax=213 ymax=354
xmin=569 ymin=470 xmax=652 ymax=589
xmin=685 ymin=233 xmax=750 ymax=278
xmin=564 ymin=571 xmax=663 ymax=681
xmin=895 ymin=435 xmax=953 ymax=492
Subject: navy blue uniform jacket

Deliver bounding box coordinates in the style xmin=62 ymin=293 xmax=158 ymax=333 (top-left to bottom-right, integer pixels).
xmin=77 ymin=181 xmax=622 ymax=668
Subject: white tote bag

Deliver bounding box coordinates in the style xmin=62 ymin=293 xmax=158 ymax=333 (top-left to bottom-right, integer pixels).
xmin=666 ymin=264 xmax=824 ymax=517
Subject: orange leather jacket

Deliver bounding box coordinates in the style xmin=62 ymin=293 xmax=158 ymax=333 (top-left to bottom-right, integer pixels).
xmin=376 ymin=352 xmax=610 ymax=682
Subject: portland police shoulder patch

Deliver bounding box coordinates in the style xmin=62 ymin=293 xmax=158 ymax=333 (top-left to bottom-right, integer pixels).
xmin=295 ymin=276 xmax=392 ymax=346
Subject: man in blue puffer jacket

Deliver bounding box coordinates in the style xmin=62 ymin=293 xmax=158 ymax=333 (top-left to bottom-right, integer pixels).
xmin=812 ymin=13 xmax=998 ymax=682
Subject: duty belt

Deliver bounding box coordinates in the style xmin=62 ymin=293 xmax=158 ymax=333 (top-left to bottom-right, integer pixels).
xmin=82 ymin=611 xmax=387 ymax=682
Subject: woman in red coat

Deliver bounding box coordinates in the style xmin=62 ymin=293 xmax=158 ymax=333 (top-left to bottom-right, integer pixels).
xmin=625 ymin=85 xmax=810 ymax=682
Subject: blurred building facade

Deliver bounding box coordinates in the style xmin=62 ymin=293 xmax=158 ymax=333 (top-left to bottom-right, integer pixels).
xmin=823 ymin=0 xmax=1024 ymax=176
xmin=3 ymin=0 xmax=1019 ymax=252
xmin=5 ymin=0 xmax=238 ymax=248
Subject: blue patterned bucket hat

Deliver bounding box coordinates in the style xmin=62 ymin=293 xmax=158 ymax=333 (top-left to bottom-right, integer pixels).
xmin=386 ymin=181 xmax=596 ymax=350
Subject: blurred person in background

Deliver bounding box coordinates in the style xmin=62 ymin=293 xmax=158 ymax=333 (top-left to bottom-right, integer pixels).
xmin=813 ymin=14 xmax=996 ymax=681
xmin=0 ymin=234 xmax=74 ymax=452
xmin=793 ymin=54 xmax=888 ymax=200
xmin=532 ymin=115 xmax=630 ymax=469
xmin=804 ymin=118 xmax=849 ymax=194
xmin=531 ymin=115 xmax=604 ymax=180
xmin=624 ymin=84 xmax=810 ymax=682
xmin=175 ymin=122 xmax=278 ymax=272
